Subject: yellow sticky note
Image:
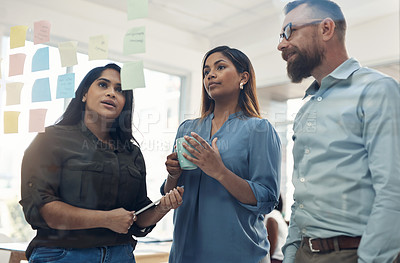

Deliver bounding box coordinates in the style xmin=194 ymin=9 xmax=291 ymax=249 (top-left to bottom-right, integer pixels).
xmin=128 ymin=0 xmax=148 ymax=20
xmin=58 ymin=41 xmax=78 ymax=67
xmin=9 ymin=53 xmax=26 ymax=76
xmin=10 ymin=25 xmax=29 ymax=49
xmin=88 ymin=35 xmax=109 ymax=60
xmin=29 ymin=109 xmax=47 ymax=133
xmin=121 ymin=61 xmax=145 ymax=90
xmin=123 ymin=27 xmax=146 ymax=55
xmin=6 ymin=82 xmax=24 ymax=106
xmin=34 ymin=20 xmax=51 ymax=45
xmin=4 ymin=111 xmax=20 ymax=134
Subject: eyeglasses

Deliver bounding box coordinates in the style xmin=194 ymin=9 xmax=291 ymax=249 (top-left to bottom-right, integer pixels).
xmin=279 ymin=20 xmax=323 ymax=43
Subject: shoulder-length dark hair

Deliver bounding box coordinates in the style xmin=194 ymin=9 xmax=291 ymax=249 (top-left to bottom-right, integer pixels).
xmin=200 ymin=46 xmax=261 ymax=119
xmin=56 ymin=63 xmax=137 ymax=146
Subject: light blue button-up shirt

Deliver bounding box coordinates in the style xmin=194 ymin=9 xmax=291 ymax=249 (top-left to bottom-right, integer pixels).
xmin=282 ymin=58 xmax=400 ymax=263
xmin=162 ymin=111 xmax=281 ymax=263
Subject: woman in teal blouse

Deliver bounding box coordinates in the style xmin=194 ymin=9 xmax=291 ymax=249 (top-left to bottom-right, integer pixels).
xmin=163 ymin=46 xmax=281 ymax=263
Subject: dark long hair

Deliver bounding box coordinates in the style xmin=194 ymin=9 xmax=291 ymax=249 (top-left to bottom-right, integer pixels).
xmin=56 ymin=63 xmax=137 ymax=147
xmin=200 ymin=46 xmax=261 ymax=119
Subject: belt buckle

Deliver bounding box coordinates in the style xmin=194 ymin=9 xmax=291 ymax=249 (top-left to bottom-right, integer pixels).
xmin=308 ymin=238 xmax=320 ymax=253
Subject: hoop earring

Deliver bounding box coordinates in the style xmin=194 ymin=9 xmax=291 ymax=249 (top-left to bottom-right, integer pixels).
xmin=239 ymin=83 xmax=244 ymax=90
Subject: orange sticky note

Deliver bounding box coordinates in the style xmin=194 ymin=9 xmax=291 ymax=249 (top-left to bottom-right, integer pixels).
xmin=6 ymin=82 xmax=24 ymax=105
xmin=34 ymin=20 xmax=51 ymax=45
xmin=29 ymin=109 xmax=47 ymax=133
xmin=10 ymin=25 xmax=29 ymax=49
xmin=9 ymin=53 xmax=26 ymax=76
xmin=4 ymin=111 xmax=20 ymax=134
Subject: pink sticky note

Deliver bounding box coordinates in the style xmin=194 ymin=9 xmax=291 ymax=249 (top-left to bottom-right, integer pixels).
xmin=34 ymin=20 xmax=51 ymax=45
xmin=9 ymin=53 xmax=26 ymax=76
xmin=29 ymin=109 xmax=47 ymax=133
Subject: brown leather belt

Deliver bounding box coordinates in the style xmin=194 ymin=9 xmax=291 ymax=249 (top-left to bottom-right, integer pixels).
xmin=303 ymin=236 xmax=361 ymax=253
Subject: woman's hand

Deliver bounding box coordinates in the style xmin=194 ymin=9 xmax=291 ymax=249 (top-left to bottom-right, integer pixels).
xmin=105 ymin=208 xmax=137 ymax=234
xmin=182 ymin=132 xmax=228 ymax=181
xmin=155 ymin=186 xmax=184 ymax=214
xmin=165 ymin=152 xmax=182 ymax=180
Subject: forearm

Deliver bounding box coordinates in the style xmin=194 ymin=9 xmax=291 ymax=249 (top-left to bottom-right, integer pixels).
xmin=216 ymin=167 xmax=257 ymax=205
xmin=40 ymin=201 xmax=107 ymax=230
xmin=163 ymin=174 xmax=179 ymax=194
xmin=136 ymin=205 xmax=170 ymax=228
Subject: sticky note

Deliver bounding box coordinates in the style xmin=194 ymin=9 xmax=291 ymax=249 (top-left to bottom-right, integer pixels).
xmin=121 ymin=61 xmax=145 ymax=90
xmin=10 ymin=25 xmax=28 ymax=49
xmin=32 ymin=78 xmax=51 ymax=102
xmin=127 ymin=0 xmax=148 ymax=20
xmin=34 ymin=20 xmax=51 ymax=45
xmin=32 ymin=47 xmax=50 ymax=72
xmin=9 ymin=53 xmax=26 ymax=76
xmin=57 ymin=73 xmax=75 ymax=99
xmin=4 ymin=111 xmax=20 ymax=134
xmin=6 ymin=82 xmax=24 ymax=106
xmin=123 ymin=27 xmax=146 ymax=55
xmin=58 ymin=41 xmax=78 ymax=67
xmin=29 ymin=109 xmax=47 ymax=133
xmin=89 ymin=35 xmax=108 ymax=60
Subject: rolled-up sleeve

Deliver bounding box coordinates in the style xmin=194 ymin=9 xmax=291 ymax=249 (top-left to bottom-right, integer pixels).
xmin=240 ymin=120 xmax=281 ymax=214
xmin=20 ymin=132 xmax=61 ymax=229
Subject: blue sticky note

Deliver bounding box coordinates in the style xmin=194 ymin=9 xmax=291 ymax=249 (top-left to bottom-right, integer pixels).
xmin=57 ymin=73 xmax=75 ymax=99
xmin=32 ymin=78 xmax=51 ymax=102
xmin=32 ymin=47 xmax=49 ymax=72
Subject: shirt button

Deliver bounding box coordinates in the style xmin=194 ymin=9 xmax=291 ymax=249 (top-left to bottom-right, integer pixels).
xmin=307 ymin=122 xmax=312 ymax=127
xmin=317 ymin=96 xmax=323 ymax=101
xmin=28 ymin=182 xmax=33 ymax=187
xmin=300 ymin=177 xmax=305 ymax=183
xmin=299 ymin=204 xmax=304 ymax=209
xmin=302 ymin=229 xmax=307 ymax=234
xmin=304 ymin=148 xmax=310 ymax=154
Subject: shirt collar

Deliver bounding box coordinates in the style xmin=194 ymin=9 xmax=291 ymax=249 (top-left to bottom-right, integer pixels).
xmin=303 ymin=58 xmax=361 ymax=98
xmin=79 ymin=121 xmax=124 ymax=152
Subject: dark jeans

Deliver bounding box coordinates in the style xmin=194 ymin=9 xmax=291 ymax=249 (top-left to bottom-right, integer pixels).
xmin=295 ymin=239 xmax=357 ymax=263
xmin=29 ymin=244 xmax=135 ymax=263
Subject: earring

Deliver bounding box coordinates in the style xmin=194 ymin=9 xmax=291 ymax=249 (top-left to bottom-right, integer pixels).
xmin=82 ymin=97 xmax=86 ymax=102
xmin=239 ymin=83 xmax=244 ymax=90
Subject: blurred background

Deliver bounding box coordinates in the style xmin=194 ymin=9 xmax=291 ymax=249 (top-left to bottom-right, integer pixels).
xmin=0 ymin=0 xmax=399 ymax=244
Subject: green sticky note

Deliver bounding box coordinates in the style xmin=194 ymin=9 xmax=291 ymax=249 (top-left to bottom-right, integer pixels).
xmin=121 ymin=61 xmax=146 ymax=90
xmin=123 ymin=27 xmax=145 ymax=55
xmin=127 ymin=0 xmax=148 ymax=20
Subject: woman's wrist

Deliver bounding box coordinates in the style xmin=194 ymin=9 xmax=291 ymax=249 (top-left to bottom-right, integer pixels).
xmin=167 ymin=173 xmax=180 ymax=181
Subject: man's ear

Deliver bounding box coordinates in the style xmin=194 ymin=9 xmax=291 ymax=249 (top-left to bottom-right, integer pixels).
xmin=320 ymin=18 xmax=336 ymax=41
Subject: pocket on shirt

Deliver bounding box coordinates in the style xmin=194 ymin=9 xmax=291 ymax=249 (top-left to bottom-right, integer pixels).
xmin=60 ymin=160 xmax=111 ymax=208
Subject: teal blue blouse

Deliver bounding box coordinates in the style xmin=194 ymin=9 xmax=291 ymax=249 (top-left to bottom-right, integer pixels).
xmin=162 ymin=111 xmax=281 ymax=263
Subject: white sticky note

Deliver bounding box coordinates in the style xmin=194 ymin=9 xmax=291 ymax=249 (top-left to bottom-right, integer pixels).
xmin=58 ymin=41 xmax=78 ymax=67
xmin=6 ymin=82 xmax=24 ymax=105
xmin=88 ymin=35 xmax=109 ymax=60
